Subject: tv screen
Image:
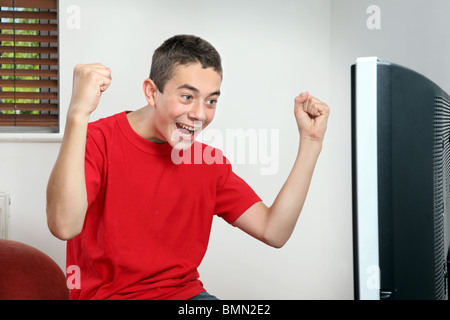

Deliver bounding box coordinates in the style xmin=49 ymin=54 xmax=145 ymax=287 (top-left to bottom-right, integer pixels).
xmin=351 ymin=57 xmax=450 ymax=300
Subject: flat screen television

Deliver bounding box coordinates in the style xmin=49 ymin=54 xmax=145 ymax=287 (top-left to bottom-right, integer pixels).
xmin=351 ymin=57 xmax=450 ymax=300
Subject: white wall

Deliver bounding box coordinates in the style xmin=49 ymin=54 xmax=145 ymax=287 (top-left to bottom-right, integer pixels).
xmin=2 ymin=0 xmax=449 ymax=300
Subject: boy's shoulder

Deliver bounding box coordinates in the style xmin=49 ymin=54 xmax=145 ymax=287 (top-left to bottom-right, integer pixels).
xmin=87 ymin=111 xmax=127 ymax=138
xmin=88 ymin=111 xmax=124 ymax=129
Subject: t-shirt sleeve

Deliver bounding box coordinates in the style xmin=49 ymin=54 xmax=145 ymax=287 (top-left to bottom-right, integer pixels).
xmin=84 ymin=130 xmax=105 ymax=207
xmin=214 ymin=160 xmax=262 ymax=224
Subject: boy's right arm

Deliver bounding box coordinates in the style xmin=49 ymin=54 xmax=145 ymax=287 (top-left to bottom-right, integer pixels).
xmin=46 ymin=63 xmax=111 ymax=240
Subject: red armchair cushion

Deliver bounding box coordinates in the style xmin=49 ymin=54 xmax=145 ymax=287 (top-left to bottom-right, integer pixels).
xmin=0 ymin=239 xmax=69 ymax=300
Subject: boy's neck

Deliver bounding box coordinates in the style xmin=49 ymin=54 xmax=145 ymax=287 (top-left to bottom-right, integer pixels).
xmin=126 ymin=106 xmax=165 ymax=143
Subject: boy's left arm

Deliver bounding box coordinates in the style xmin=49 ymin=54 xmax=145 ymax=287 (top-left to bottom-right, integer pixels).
xmin=233 ymin=92 xmax=330 ymax=248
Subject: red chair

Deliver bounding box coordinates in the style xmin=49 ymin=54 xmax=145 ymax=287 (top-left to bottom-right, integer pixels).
xmin=0 ymin=239 xmax=69 ymax=300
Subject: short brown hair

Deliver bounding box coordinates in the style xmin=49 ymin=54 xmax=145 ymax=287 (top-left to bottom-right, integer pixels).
xmin=149 ymin=35 xmax=223 ymax=92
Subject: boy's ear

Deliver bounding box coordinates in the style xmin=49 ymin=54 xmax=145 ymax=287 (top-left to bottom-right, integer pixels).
xmin=143 ymin=78 xmax=158 ymax=106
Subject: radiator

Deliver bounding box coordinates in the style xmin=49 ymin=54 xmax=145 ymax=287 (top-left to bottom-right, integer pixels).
xmin=0 ymin=193 xmax=10 ymax=239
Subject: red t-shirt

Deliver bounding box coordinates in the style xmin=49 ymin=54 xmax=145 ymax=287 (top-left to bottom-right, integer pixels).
xmin=66 ymin=112 xmax=261 ymax=300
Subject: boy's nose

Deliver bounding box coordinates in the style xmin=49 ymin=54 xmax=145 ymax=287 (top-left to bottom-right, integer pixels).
xmin=188 ymin=101 xmax=207 ymax=121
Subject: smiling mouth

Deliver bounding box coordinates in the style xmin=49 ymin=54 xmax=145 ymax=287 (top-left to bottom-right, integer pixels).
xmin=175 ymin=122 xmax=201 ymax=139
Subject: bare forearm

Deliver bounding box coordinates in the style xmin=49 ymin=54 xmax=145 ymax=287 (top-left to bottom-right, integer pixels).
xmin=47 ymin=64 xmax=111 ymax=240
xmin=233 ymin=92 xmax=329 ymax=248
xmin=46 ymin=113 xmax=90 ymax=240
xmin=264 ymin=138 xmax=322 ymax=247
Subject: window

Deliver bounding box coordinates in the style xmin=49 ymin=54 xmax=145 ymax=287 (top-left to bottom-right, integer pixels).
xmin=0 ymin=0 xmax=58 ymax=132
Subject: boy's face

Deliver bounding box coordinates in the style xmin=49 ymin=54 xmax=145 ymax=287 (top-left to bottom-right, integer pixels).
xmin=149 ymin=63 xmax=222 ymax=150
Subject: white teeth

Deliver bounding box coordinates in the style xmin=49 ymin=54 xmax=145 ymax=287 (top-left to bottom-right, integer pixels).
xmin=178 ymin=123 xmax=195 ymax=131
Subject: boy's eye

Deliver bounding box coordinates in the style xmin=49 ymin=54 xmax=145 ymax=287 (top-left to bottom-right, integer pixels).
xmin=181 ymin=94 xmax=193 ymax=101
xmin=207 ymin=99 xmax=218 ymax=106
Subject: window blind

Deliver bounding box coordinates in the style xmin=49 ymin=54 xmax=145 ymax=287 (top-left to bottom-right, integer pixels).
xmin=0 ymin=0 xmax=58 ymax=129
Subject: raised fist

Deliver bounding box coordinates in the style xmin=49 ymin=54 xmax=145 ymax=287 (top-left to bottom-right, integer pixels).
xmin=68 ymin=63 xmax=112 ymax=119
xmin=294 ymin=91 xmax=330 ymax=143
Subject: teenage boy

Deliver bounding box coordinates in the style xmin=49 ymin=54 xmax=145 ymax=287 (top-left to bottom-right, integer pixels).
xmin=46 ymin=35 xmax=330 ymax=300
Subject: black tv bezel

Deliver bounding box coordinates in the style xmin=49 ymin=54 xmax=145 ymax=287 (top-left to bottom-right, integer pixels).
xmin=352 ymin=57 xmax=450 ymax=300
